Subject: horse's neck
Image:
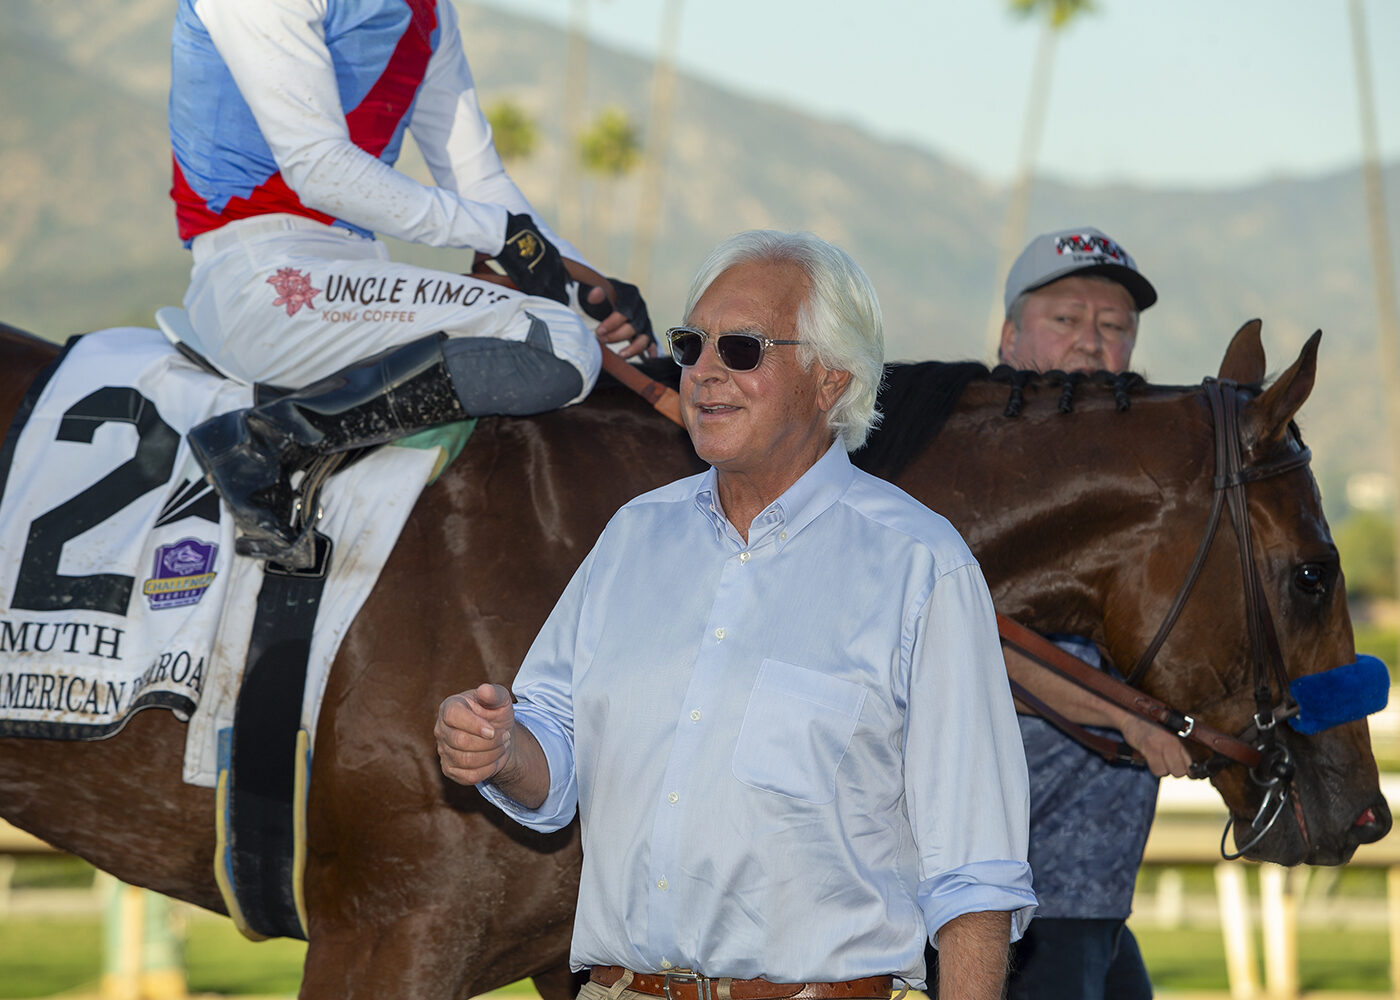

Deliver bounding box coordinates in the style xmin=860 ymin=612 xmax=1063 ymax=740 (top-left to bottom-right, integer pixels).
xmin=0 ymin=327 xmax=59 ymax=425
xmin=902 ymin=381 xmax=1210 ymax=637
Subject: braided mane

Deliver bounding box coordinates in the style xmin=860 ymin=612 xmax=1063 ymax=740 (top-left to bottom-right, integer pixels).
xmin=853 ymin=361 xmax=988 ymax=479
xmin=854 ymin=362 xmax=1151 ymax=481
xmin=594 ymin=355 xmax=1165 ymax=484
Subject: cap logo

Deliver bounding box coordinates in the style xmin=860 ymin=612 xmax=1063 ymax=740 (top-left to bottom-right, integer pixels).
xmin=1055 ymin=233 xmax=1129 ymax=266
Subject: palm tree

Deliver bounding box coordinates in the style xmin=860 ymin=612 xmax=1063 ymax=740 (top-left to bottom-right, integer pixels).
xmin=578 ymin=106 xmax=642 ymax=255
xmin=1007 ymin=0 xmax=1092 ymax=24
xmin=484 ymin=99 xmax=539 ymax=164
xmin=556 ymin=0 xmax=590 ymax=236
xmin=984 ymin=0 xmax=1094 ymax=357
xmin=1348 ymin=0 xmax=1400 ymax=658
xmin=628 ymin=0 xmax=684 ymax=291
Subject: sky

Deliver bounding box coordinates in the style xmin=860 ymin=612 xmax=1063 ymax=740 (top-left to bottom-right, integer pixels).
xmin=470 ymin=0 xmax=1400 ymax=190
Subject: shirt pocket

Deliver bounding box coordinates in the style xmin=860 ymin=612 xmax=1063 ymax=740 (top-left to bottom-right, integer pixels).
xmin=731 ymin=658 xmax=868 ymax=804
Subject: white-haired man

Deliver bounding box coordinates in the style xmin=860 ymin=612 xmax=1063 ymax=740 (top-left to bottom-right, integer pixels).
xmin=997 ymin=226 xmax=1192 ymax=1000
xmin=436 ymin=230 xmax=1036 ymax=998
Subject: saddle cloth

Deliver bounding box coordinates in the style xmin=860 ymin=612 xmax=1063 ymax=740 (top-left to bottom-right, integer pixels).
xmin=0 ymin=326 xmax=443 ymax=787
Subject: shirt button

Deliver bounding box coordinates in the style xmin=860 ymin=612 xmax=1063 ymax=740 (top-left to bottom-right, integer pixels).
xmin=661 ymin=960 xmax=674 ymax=970
xmin=778 ymin=531 xmax=787 ymax=542
xmin=667 ymin=792 xmax=679 ymax=804
xmin=739 ymin=551 xmax=750 ymax=563
xmin=690 ymin=709 xmax=702 ymax=722
xmin=657 ymin=877 xmax=669 ymax=891
xmin=714 ymin=627 xmax=726 ymax=640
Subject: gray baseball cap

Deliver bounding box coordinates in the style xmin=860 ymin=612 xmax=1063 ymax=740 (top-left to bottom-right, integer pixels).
xmin=1004 ymin=226 xmax=1157 ymax=313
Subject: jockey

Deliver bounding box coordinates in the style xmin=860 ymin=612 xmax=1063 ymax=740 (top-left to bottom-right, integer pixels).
xmin=169 ymin=0 xmax=652 ymax=569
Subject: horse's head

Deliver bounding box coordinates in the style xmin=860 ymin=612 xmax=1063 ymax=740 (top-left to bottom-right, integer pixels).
xmin=1105 ymin=321 xmax=1389 ymax=865
xmin=871 ymin=336 xmax=1388 ymax=866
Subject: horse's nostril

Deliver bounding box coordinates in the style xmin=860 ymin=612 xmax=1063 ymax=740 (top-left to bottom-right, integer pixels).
xmin=1350 ymin=800 xmax=1393 ymax=848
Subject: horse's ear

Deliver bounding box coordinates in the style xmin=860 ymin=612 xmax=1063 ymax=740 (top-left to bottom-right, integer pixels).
xmin=1243 ymin=330 xmax=1321 ymax=447
xmin=1218 ymin=319 xmax=1266 ymax=383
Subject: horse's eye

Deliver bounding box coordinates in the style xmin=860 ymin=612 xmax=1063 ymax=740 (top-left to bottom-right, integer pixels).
xmin=1294 ymin=563 xmax=1328 ymax=595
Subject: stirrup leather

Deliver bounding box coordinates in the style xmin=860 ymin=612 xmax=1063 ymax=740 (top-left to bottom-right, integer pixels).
xmin=232 ymin=452 xmax=345 ymax=569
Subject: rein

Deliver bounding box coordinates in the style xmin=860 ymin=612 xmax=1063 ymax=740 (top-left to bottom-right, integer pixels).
xmin=599 ymin=348 xmax=684 ymax=426
xmin=999 ymin=615 xmax=1263 ymax=769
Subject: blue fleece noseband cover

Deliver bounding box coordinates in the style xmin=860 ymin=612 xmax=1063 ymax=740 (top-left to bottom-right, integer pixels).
xmin=1288 ymin=655 xmax=1390 ymax=734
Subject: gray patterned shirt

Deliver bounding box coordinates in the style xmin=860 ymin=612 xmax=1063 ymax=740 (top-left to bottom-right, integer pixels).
xmin=1019 ymin=637 xmax=1159 ymax=918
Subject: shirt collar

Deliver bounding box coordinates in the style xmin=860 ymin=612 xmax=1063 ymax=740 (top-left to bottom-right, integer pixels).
xmin=692 ymin=440 xmax=854 ymax=551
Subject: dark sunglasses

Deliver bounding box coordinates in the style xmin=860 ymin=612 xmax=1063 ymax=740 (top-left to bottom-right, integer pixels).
xmin=665 ymin=325 xmax=802 ymax=372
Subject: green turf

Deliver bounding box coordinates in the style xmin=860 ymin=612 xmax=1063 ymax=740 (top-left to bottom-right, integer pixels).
xmin=0 ymin=916 xmax=101 ymax=998
xmin=1130 ymin=921 xmax=1392 ymax=992
xmin=7 ymin=854 xmax=97 ymax=890
xmin=0 ymin=914 xmax=307 ymax=999
xmin=0 ymin=910 xmax=555 ymax=999
xmin=1134 ymin=861 xmax=1389 ymax=898
xmin=0 ymin=909 xmax=1393 ymax=996
xmin=182 ymin=917 xmax=308 ymax=996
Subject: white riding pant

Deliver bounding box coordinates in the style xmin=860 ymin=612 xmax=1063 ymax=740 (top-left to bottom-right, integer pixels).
xmin=182 ymin=214 xmax=601 ymax=400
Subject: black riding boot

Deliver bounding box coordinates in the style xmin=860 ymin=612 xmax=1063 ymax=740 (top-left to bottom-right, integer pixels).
xmin=188 ymin=333 xmax=468 ymax=569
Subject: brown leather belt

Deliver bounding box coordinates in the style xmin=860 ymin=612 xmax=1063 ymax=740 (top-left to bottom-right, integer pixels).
xmin=589 ymin=966 xmax=893 ymax=1000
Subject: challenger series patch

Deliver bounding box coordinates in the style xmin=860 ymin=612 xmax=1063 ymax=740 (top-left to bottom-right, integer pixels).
xmin=143 ymin=538 xmax=220 ymax=610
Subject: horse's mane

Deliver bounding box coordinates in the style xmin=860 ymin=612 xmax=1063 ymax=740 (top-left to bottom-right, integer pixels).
xmin=853 ymin=361 xmax=989 ymax=479
xmin=855 ymin=362 xmax=1155 ymax=481
xmin=592 ymin=354 xmax=1195 ymax=484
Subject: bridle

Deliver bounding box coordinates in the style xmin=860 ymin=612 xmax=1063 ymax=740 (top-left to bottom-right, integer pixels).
xmin=1003 ymin=376 xmax=1314 ymax=859
xmin=1132 ymin=378 xmax=1314 ymax=855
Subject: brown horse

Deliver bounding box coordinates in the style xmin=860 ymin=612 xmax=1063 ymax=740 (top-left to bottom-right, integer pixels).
xmin=0 ymin=319 xmax=1388 ymax=999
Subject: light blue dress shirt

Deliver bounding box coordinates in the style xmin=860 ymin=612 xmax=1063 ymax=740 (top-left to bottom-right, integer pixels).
xmin=481 ymin=442 xmax=1035 ymax=987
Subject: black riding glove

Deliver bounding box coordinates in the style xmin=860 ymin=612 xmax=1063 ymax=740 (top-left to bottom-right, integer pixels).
xmin=573 ymin=279 xmax=654 ymax=347
xmin=574 ymin=282 xmax=613 ymax=322
xmin=496 ymin=213 xmax=569 ymax=304
xmin=608 ymin=278 xmax=654 ymax=346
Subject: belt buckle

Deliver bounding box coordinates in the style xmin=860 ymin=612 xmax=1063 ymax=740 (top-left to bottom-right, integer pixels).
xmin=664 ymin=970 xmax=710 ymax=1000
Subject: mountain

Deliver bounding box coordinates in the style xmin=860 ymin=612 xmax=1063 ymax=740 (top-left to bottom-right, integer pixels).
xmin=0 ymin=0 xmax=1394 ymax=506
